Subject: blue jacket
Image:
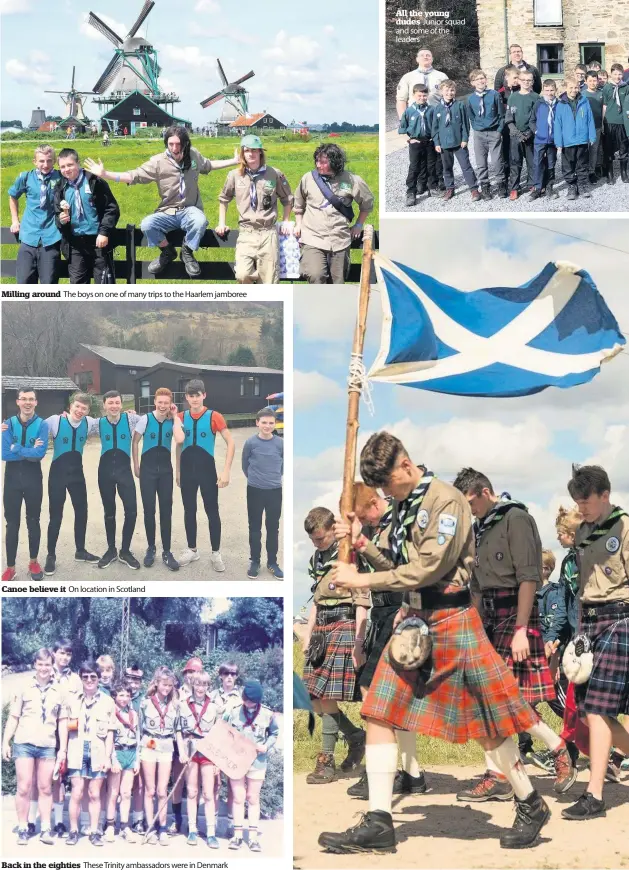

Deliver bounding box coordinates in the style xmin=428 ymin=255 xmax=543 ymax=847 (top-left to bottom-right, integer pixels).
xmin=467 ymin=89 xmax=504 ymax=132
xmin=398 ymin=103 xmax=435 ymax=140
xmin=537 ymin=581 xmax=567 ymax=644
xmin=530 ymin=98 xmax=559 ymax=144
xmin=432 ymin=100 xmax=470 ymax=149
xmin=554 ymin=94 xmax=596 ymax=147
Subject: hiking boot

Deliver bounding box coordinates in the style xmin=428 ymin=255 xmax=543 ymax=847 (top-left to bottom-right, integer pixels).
xmin=148 ymin=243 xmax=177 ymax=275
xmin=393 ymin=769 xmax=427 ymax=795
xmin=457 ymin=771 xmax=514 ymax=802
xmin=441 ymin=189 xmax=454 ymax=201
xmin=500 ymin=790 xmax=550 ymax=849
xmin=470 ymin=189 xmax=481 ymax=202
xmin=498 ymin=182 xmax=508 ymax=198
xmin=566 ymin=186 xmax=578 ymax=200
xmin=340 ymin=730 xmax=366 ymax=772
xmin=405 ymin=192 xmax=416 ymax=207
xmin=181 ymin=244 xmax=201 ymax=277
xmin=318 ymin=810 xmax=396 ymax=854
xmin=306 ymin=752 xmax=337 ymax=784
xmin=562 ymin=791 xmax=606 ymax=820
xmin=119 ymin=550 xmax=141 ymax=570
xmin=267 ymin=562 xmax=284 ymax=579
xmin=2 ymin=567 xmax=16 ymax=582
xmin=211 ymin=551 xmax=225 ymax=572
xmin=44 ymin=554 xmax=56 ymax=575
xmin=347 ymin=772 xmax=368 ymax=799
xmin=178 ymin=547 xmax=200 ymax=566
xmin=553 ymin=746 xmax=577 ymax=794
xmin=247 ymin=560 xmax=260 ymax=579
xmin=98 ymin=547 xmax=118 ymax=569
xmin=529 ymin=189 xmax=544 ymax=200
xmin=144 ymin=545 xmax=156 ymax=567
xmin=28 ymin=560 xmax=44 ymax=581
xmin=162 ymin=551 xmax=179 ymax=571
xmin=40 ymin=829 xmax=55 ymax=845
xmin=481 ymin=183 xmax=492 ymax=199
xmin=509 ymin=190 xmax=518 ymax=201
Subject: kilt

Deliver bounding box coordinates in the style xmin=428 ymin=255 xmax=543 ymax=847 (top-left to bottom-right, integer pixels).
xmin=359 ymin=604 xmax=400 ymax=689
xmin=575 ymin=603 xmax=629 ymax=717
xmin=303 ymin=604 xmax=360 ymax=701
xmin=482 ymin=589 xmax=556 ymax=705
xmin=361 ymin=604 xmax=538 ymax=742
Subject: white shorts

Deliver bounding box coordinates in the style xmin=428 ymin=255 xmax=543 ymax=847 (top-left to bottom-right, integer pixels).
xmin=140 ymin=746 xmax=173 ymax=764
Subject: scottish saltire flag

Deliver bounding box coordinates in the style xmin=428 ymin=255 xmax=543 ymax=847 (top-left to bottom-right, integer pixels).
xmin=369 ymin=256 xmax=625 ymax=398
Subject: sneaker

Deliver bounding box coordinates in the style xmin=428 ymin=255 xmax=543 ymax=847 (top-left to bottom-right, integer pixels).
xmin=225 ymin=825 xmax=235 ymax=840
xmin=267 ymin=562 xmax=284 ymax=579
xmin=54 ymin=822 xmax=67 ymax=838
xmin=104 ymin=825 xmax=115 ymax=843
xmin=519 ymin=748 xmax=535 ymax=765
xmin=498 ymin=183 xmax=508 ymax=198
xmin=44 ymin=554 xmax=56 ymax=575
xmin=28 ymin=822 xmax=36 ymax=837
xmin=75 ymin=549 xmax=99 ymax=563
xmin=306 ymin=752 xmax=337 ymax=784
xmin=207 ymin=835 xmax=220 ymax=849
xmin=28 ymin=560 xmax=44 ymax=581
xmin=179 ymin=547 xmax=200 ymax=566
xmin=17 ymin=829 xmax=29 ymax=845
xmin=340 ymin=730 xmax=366 ymax=772
xmin=509 ymin=190 xmax=518 ymax=201
xmin=500 ymin=791 xmax=550 ymax=849
xmin=144 ymin=545 xmax=156 ymax=567
xmin=393 ymin=769 xmax=427 ymax=795
xmin=621 ymin=756 xmax=629 ymax=771
xmin=66 ymin=830 xmax=79 ymax=845
xmin=119 ymin=550 xmax=141 ymax=570
xmin=145 ymin=831 xmax=158 ymax=845
xmin=530 ymin=749 xmax=555 ymax=774
xmin=162 ymin=551 xmax=180 ymax=571
xmin=562 ymin=791 xmax=606 ymax=820
xmin=2 ymin=566 xmax=16 ymax=582
xmin=40 ymin=829 xmax=55 ymax=845
xmin=228 ymin=836 xmax=243 ymax=850
xmin=553 ymin=746 xmax=578 ymax=794
xmin=120 ymin=826 xmax=137 ymax=842
xmin=181 ymin=244 xmax=201 ymax=278
xmin=98 ymin=547 xmax=118 ymax=569
xmin=167 ymin=819 xmax=181 ymax=836
xmin=211 ymin=551 xmax=225 ymax=572
xmin=457 ymin=771 xmax=514 ymax=802
xmin=605 ymin=751 xmax=623 ymax=783
xmin=248 ymin=838 xmax=262 ymax=852
xmin=89 ymin=831 xmax=103 ymax=846
xmin=318 ymin=810 xmax=397 ymax=854
xmin=247 ymin=560 xmax=260 ymax=579
xmin=147 ymin=243 xmax=177 ymax=275
xmin=187 ymin=831 xmax=199 ymax=845
xmin=481 ymin=183 xmax=492 ymax=200
xmin=567 ymin=186 xmax=578 ymax=200
xmin=405 ymin=192 xmax=416 ymax=207
xmin=159 ymin=830 xmax=170 ymax=846
xmin=581 ymin=187 xmax=592 ymax=198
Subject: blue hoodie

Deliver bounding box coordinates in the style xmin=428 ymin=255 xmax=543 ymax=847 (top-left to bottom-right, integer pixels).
xmin=554 ymin=93 xmax=596 ymax=147
xmin=530 ymin=98 xmax=559 ymax=145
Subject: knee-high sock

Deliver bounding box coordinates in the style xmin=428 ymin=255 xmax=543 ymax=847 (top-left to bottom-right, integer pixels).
xmin=486 ymin=739 xmax=535 ymax=800
xmin=321 ymin=713 xmax=339 ymax=752
xmin=485 ymin=750 xmax=504 ymax=776
xmin=366 ymin=743 xmax=398 ymax=815
xmin=395 ymin=730 xmax=421 ymax=776
xmin=528 ymin=719 xmax=563 ymax=752
xmin=248 ymin=801 xmax=260 ymax=837
xmin=333 ymin=710 xmax=362 ymax=738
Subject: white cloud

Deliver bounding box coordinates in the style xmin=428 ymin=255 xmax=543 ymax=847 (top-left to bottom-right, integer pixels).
xmin=335 ymin=63 xmax=374 ymax=83
xmin=80 ymin=12 xmax=128 ymax=41
xmin=263 ymin=31 xmax=320 ymax=68
xmin=0 ymin=0 xmax=30 ymax=13
xmin=161 ymin=45 xmax=214 ymax=71
xmin=194 ymin=0 xmax=220 ymax=10
xmin=294 ymin=370 xmax=344 ymax=410
xmin=324 ymin=25 xmax=335 ymax=34
xmin=188 ymin=22 xmax=259 ymax=45
xmin=5 ymin=57 xmax=53 ymax=87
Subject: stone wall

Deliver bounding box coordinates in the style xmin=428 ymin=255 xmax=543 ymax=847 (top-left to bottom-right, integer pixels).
xmin=478 ymin=0 xmax=629 ymax=83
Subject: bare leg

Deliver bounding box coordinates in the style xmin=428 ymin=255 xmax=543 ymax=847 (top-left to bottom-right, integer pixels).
xmin=68 ymin=777 xmax=84 ymax=832
xmin=585 ymin=714 xmax=614 ymax=800
xmin=156 ymin=760 xmax=172 ymax=827
xmin=229 ymin=776 xmax=246 ymax=840
xmin=200 ymin=764 xmax=216 ymax=838
xmin=15 ymin=758 xmax=35 ymax=829
xmin=35 ymin=758 xmax=55 ymax=832
xmin=245 ymin=777 xmax=263 ymax=842
xmin=118 ymin=770 xmax=135 ymax=828
xmin=141 ymin=761 xmax=157 ymax=830
xmin=88 ymin=778 xmax=104 ymax=832
xmin=185 ymin=762 xmax=200 ymax=833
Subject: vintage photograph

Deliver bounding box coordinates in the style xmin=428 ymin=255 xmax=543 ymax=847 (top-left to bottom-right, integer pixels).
xmin=384 ymin=0 xmax=629 ymax=213
xmin=293 ymin=219 xmax=629 ymax=868
xmin=1 ymin=300 xmax=284 ymax=581
xmin=1 ymin=595 xmax=284 ymax=855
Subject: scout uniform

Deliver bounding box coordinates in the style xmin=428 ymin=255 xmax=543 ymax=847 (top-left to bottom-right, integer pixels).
xmin=209 ymin=685 xmax=242 ymax=715
xmin=601 ymin=82 xmax=629 ymax=180
xmin=177 ymin=694 xmax=219 ymax=764
xmin=112 ymin=704 xmax=140 ymax=771
xmin=139 ymin=694 xmax=178 ymax=759
xmin=431 ymin=99 xmax=479 ymax=195
xmin=293 ymin=170 xmax=374 ymax=284
xmin=66 ymin=690 xmax=116 ymax=778
xmin=8 ymin=168 xmax=62 ymax=284
xmin=127 ymin=147 xmax=213 ymax=212
xmin=396 ymin=67 xmax=449 ymax=108
xmin=223 ymin=702 xmax=279 ymax=779
xmin=53 ymin=665 xmax=83 ymax=698
xmin=506 ymin=91 xmax=538 ymax=192
xmin=9 ymin=675 xmax=67 ymax=757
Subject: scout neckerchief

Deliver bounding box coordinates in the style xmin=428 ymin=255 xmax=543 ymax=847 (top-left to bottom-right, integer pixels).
xmin=475 ymin=89 xmax=488 ymax=117
xmin=560 ymin=547 xmax=579 ymax=596
xmin=35 ymin=170 xmax=54 ymax=208
xmin=33 ymin=676 xmax=53 ymax=723
xmin=577 ymin=506 xmax=628 ymax=549
xmin=82 ymin=691 xmax=101 ymax=735
xmin=245 ymin=166 xmax=266 ymax=210
xmin=416 ymin=67 xmax=433 ymax=87
xmin=115 ymin=705 xmax=136 ymax=733
xmin=54 ymin=665 xmax=71 ymax=683
xmin=416 ymin=106 xmax=429 ymax=137
xmin=187 ymin=695 xmax=211 ymax=733
xmin=165 ymin=151 xmax=185 ymax=201
xmin=546 ymin=97 xmax=557 ymax=136
xmin=473 ymin=496 xmax=528 ymax=552
xmin=611 ymin=84 xmax=622 ymax=110
xmin=150 ymin=693 xmax=171 ymax=731
xmin=390 ymin=470 xmax=435 ymax=566
xmin=243 ymin=703 xmax=260 ymax=727
xmin=441 ymin=99 xmax=453 ymax=126
xmin=308 ymin=541 xmax=339 ymax=596
xmin=66 ymin=170 xmax=86 ymax=219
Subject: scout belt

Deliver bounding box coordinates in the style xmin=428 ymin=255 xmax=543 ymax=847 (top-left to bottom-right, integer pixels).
xmin=371 ymin=591 xmax=404 ymax=608
xmin=562 ymin=634 xmax=594 ymax=684
xmin=481 ymin=592 xmax=519 ymax=612
xmin=388 ymin=617 xmax=432 ymax=670
xmin=405 ymin=587 xmax=471 ymax=611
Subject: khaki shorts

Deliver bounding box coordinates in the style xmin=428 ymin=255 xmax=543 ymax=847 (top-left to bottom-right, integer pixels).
xmin=235 ymin=228 xmax=279 ymax=284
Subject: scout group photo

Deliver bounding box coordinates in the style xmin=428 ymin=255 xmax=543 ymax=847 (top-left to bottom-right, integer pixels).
xmin=0 ymin=0 xmax=378 ymax=285
xmin=384 ymin=0 xmax=629 ymax=213
xmin=1 ymin=595 xmax=284 ymax=856
xmin=1 ymin=300 xmax=284 ymax=581
xmin=292 ymin=218 xmax=629 ymax=869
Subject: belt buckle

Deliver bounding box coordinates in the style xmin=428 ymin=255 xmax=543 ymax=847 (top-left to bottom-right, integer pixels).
xmin=483 ymin=597 xmax=495 ymax=612
xmin=586 ymin=607 xmax=598 ymax=617
xmin=408 ymin=591 xmax=422 ymax=610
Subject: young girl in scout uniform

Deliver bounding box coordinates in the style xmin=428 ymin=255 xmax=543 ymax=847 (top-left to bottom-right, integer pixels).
xmin=104 ymin=682 xmax=140 ymax=842
xmin=176 ymin=670 xmax=220 ymax=847
xmin=302 ymin=506 xmax=369 ymax=786
xmin=169 ymin=657 xmax=203 ymax=836
xmin=2 ymin=648 xmax=68 ymax=846
xmin=223 ymin=679 xmax=279 ymax=852
xmin=139 ymin=667 xmax=178 ymax=845
xmin=216 ymin=135 xmax=293 ymax=284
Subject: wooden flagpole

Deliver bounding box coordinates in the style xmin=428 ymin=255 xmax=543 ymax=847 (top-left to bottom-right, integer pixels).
xmin=338 ymin=225 xmax=374 ymax=564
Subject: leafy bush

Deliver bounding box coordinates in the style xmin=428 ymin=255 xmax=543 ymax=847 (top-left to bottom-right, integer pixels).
xmin=2 ymin=703 xmax=17 ymax=796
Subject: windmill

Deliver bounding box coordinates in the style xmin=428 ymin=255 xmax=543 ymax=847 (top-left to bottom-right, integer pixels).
xmin=200 ymin=59 xmax=255 ymax=131
xmin=44 ymin=66 xmax=95 ymax=129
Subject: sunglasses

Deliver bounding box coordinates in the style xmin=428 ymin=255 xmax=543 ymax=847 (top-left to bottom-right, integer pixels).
xmin=82 ymin=674 xmax=98 ymax=681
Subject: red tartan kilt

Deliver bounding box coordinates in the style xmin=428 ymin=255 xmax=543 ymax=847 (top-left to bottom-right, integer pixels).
xmin=361 ymin=604 xmax=538 ymax=743
xmin=482 ymin=590 xmax=556 ymax=705
xmin=303 ymin=611 xmax=360 ymax=701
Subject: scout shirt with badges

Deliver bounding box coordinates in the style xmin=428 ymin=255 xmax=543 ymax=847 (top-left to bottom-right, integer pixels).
xmin=470 ymin=500 xmax=542 ymax=594
xmin=310 ymin=541 xmax=371 ymax=608
xmin=575 ymin=506 xmax=629 ymax=604
xmin=66 ymin=690 xmax=116 ymax=771
xmin=9 ymin=675 xmax=68 ymax=749
xmin=293 ymin=170 xmax=374 ymax=253
xmin=8 ymin=169 xmax=62 ymax=247
xmin=139 ymin=694 xmax=179 ymax=752
xmin=396 ymin=67 xmax=449 ymax=107
xmin=209 ymin=686 xmax=242 ymax=715
xmin=218 ymin=166 xmax=293 ymax=229
xmin=223 ymin=702 xmax=279 ymax=773
xmin=111 ymin=705 xmax=140 ymax=751
xmin=127 ymin=147 xmax=213 ymax=212
xmin=177 ymin=694 xmax=220 ymax=739
xmin=53 ymin=666 xmax=83 ymax=699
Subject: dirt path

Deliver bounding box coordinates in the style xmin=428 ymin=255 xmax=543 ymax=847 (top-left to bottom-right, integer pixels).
xmin=294 ymin=766 xmax=629 ymax=869
xmin=4 ymin=426 xmax=283 ymax=583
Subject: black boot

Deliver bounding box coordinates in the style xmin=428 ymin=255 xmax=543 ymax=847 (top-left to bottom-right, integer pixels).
xmin=306 ymin=752 xmax=337 ymax=784
xmin=546 ymin=180 xmax=558 ymax=199
xmin=529 ymin=188 xmax=544 ymax=200
xmin=606 ymin=164 xmax=614 ymax=184
xmin=481 ymin=183 xmax=492 ymax=199
xmin=318 ymin=811 xmax=396 ymax=854
xmin=405 ymin=191 xmax=416 ymax=207
xmin=500 ymin=791 xmax=550 ymax=849
xmin=181 ymin=244 xmax=201 ymax=277
xmin=393 ymin=769 xmax=427 ymax=795
xmin=147 ymin=243 xmax=177 ymax=275
xmin=620 ymin=161 xmax=629 ymax=183
xmin=566 ymin=185 xmax=578 ymax=201
xmin=347 ymin=772 xmax=368 ymax=798
xmin=340 ymin=730 xmax=366 ymax=772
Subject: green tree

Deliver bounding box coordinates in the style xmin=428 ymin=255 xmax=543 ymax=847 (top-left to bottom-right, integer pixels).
xmin=213 ymin=598 xmax=283 ymax=651
xmin=228 ymin=345 xmax=257 ymax=366
xmin=171 ymin=336 xmax=201 ymax=363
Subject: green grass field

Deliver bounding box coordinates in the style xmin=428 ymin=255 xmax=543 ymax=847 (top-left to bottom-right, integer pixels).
xmin=1 ymin=133 xmax=378 ymax=283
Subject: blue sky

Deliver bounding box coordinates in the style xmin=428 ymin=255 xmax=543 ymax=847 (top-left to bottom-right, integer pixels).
xmin=1 ymin=0 xmax=378 ymax=127
xmin=293 ymin=219 xmax=629 ymax=612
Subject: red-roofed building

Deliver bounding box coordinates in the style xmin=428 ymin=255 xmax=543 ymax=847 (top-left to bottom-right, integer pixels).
xmin=229 ymin=111 xmax=286 ymax=133
xmin=37 ymin=121 xmax=59 ymax=132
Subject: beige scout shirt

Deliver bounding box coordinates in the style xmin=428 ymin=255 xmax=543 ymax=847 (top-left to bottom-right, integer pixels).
xmin=127 ymin=147 xmax=212 ymax=212
xmin=293 ymin=170 xmax=374 ymax=253
xmin=471 ymin=507 xmax=542 ymax=595
xmin=311 ymin=544 xmax=371 ymax=608
xmin=575 ymin=509 xmax=629 ymax=604
xmin=361 ymin=477 xmax=474 ymax=592
xmin=396 ymin=68 xmax=449 ymax=107
xmin=53 ymin=667 xmax=82 ymax=698
xmin=10 ymin=676 xmax=68 ymax=749
xmin=66 ymin=691 xmax=116 ymax=770
xmin=218 ymin=166 xmax=293 ymax=230
xmin=177 ymin=695 xmax=219 ymax=738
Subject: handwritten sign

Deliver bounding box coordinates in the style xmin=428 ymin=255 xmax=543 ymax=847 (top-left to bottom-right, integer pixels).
xmin=194 ymin=720 xmax=258 ymax=779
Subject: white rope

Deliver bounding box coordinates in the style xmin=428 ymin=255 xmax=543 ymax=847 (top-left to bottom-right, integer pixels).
xmin=348 ymin=352 xmax=375 ymax=415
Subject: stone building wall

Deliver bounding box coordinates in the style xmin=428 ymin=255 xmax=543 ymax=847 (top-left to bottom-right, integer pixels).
xmin=478 ymin=0 xmax=629 ymax=82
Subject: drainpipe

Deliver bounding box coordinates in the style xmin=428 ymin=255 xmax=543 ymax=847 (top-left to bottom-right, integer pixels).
xmin=503 ymin=0 xmax=510 ymax=63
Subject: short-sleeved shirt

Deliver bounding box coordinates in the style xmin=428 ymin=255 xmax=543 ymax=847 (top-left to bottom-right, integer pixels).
xmin=293 ymin=170 xmax=374 ymax=253
xmin=209 ymin=686 xmax=242 ymax=715
xmin=396 ymin=68 xmax=449 ymax=107
xmin=8 ymin=169 xmax=63 ymax=247
xmin=111 ymin=706 xmax=140 ymax=750
xmin=45 ymin=414 xmax=100 ymax=439
xmin=139 ymin=695 xmax=178 ymax=752
xmin=575 ymin=509 xmax=629 ymax=604
xmin=223 ymin=703 xmax=279 ymax=771
xmin=126 ymin=147 xmax=213 ymax=211
xmin=177 ymin=695 xmax=220 ymax=738
xmin=471 ymin=507 xmax=542 ymax=594
xmin=53 ymin=666 xmax=82 ymax=698
xmin=66 ymin=691 xmax=116 ymax=770
xmin=9 ymin=676 xmax=67 ymax=748
xmin=218 ymin=165 xmax=293 ymax=230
